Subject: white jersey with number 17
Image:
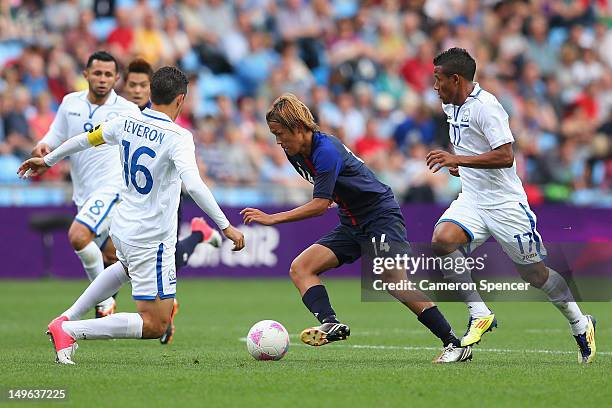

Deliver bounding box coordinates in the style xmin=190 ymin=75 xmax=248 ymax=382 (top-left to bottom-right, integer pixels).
xmin=90 ymin=107 xmax=198 ymax=248
xmin=442 ymin=82 xmax=527 ymax=208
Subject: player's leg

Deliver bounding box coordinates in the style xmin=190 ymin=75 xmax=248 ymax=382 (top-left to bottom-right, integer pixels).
xmin=368 ymin=214 xmax=471 ymax=363
xmin=490 ymin=203 xmax=595 ymax=363
xmin=68 ymin=220 xmax=102 ymax=280
xmin=175 ymin=217 xmax=221 ymax=269
xmin=73 ymin=191 xmax=120 ymax=316
xmin=47 ymin=238 xmax=178 ymax=364
xmin=432 ymin=198 xmax=496 ymax=347
xmin=101 ymin=236 xmax=118 ymax=266
xmin=161 ymin=217 xmax=220 ymax=344
xmin=136 ymin=298 xmax=175 ymax=339
xmin=293 ymin=224 xmax=365 ymax=345
xmin=291 ymin=243 xmax=351 ymax=346
xmin=46 ymin=260 xmax=130 ymax=364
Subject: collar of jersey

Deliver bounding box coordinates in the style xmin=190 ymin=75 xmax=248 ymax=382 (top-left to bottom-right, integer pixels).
xmin=141 ymin=107 xmax=172 ymax=122
xmin=467 ymin=82 xmax=482 ymax=99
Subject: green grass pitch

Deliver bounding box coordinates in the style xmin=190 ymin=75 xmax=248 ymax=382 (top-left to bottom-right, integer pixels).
xmin=1 ymin=278 xmax=610 ymax=407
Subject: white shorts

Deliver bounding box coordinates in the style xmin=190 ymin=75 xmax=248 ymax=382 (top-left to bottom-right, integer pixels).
xmin=75 ymin=188 xmax=120 ymax=248
xmin=113 ymin=236 xmax=177 ymax=300
xmin=436 ymin=194 xmax=547 ymax=265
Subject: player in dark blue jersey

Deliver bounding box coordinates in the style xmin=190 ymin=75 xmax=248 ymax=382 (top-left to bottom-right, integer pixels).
xmin=241 ymin=94 xmax=471 ymax=363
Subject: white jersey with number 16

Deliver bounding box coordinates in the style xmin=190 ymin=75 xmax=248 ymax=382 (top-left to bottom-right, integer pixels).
xmin=89 ymin=107 xmax=198 ymax=248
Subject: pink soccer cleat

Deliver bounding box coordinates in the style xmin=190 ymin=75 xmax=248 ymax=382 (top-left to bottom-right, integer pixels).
xmin=191 ymin=217 xmax=222 ymax=248
xmin=46 ymin=316 xmax=78 ymax=365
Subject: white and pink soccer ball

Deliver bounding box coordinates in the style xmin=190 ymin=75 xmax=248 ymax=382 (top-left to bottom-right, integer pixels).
xmin=246 ymin=320 xmax=290 ymax=361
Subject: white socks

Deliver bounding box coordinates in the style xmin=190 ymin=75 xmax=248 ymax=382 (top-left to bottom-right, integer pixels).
xmin=540 ymin=268 xmax=587 ymax=335
xmin=61 ymin=261 xmax=143 ymax=341
xmin=62 ymin=261 xmax=129 ymax=320
xmin=75 ymin=241 xmax=104 ymax=281
xmin=75 ymin=242 xmax=115 ymax=308
xmin=62 ymin=313 xmax=143 ymax=340
xmin=439 ymin=250 xmax=492 ymax=318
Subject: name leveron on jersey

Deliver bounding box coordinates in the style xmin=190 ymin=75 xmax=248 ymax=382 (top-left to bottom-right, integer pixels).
xmin=123 ymin=119 xmax=166 ymax=144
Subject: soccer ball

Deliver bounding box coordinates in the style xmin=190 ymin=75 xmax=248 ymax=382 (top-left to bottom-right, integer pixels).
xmin=246 ymin=320 xmax=290 ymax=361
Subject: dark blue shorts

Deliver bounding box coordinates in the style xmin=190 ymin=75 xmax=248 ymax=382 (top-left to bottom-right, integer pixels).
xmin=316 ymin=210 xmax=411 ymax=266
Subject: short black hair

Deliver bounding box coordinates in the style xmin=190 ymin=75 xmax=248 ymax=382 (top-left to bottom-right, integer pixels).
xmin=126 ymin=58 xmax=153 ymax=79
xmin=433 ymin=47 xmax=476 ymax=81
xmin=150 ymin=66 xmax=189 ymax=105
xmin=86 ymin=51 xmax=119 ymax=73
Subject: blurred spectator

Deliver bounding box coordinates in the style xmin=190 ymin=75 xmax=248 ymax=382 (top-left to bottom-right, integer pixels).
xmin=216 ymin=125 xmax=259 ymax=185
xmin=2 ymin=87 xmax=33 ymax=159
xmin=161 ymin=13 xmax=191 ymax=65
xmin=28 ymin=92 xmax=55 ymax=142
xmin=65 ymin=9 xmax=97 ymax=57
xmin=400 ymin=41 xmax=435 ymax=94
xmin=236 ymin=31 xmax=279 ymax=95
xmin=526 ymin=16 xmax=558 ymax=77
xmin=336 ymin=91 xmax=365 ymax=146
xmin=107 ymin=8 xmax=135 ymax=63
xmin=21 ymin=49 xmax=48 ymax=99
xmin=355 ymin=118 xmax=388 ymax=159
xmin=260 ymin=146 xmax=306 ymax=187
xmin=277 ymin=0 xmax=323 ymax=69
xmin=133 ymin=10 xmax=164 ymax=66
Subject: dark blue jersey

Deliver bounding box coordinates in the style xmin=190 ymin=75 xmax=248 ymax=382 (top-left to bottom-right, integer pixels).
xmin=286 ymin=131 xmax=399 ymax=226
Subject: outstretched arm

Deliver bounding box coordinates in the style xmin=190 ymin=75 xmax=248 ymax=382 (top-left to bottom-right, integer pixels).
xmin=18 ymin=131 xmax=100 ymax=178
xmin=241 ymin=198 xmax=332 ymax=226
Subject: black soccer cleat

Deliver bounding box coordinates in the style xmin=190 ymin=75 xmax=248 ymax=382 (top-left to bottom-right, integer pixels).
xmin=300 ymin=322 xmax=350 ymax=346
xmin=160 ymin=299 xmax=179 ymax=345
xmin=94 ymin=299 xmax=116 ymax=319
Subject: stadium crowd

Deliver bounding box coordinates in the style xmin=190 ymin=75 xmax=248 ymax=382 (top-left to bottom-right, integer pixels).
xmin=0 ymin=0 xmax=610 ymax=206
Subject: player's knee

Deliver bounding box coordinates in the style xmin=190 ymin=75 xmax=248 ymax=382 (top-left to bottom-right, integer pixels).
xmin=516 ymin=263 xmax=547 ymax=288
xmin=102 ymin=252 xmax=118 ymax=266
xmin=431 ymin=229 xmax=458 ymax=256
xmin=102 ymin=244 xmax=118 ymax=265
xmin=289 ymin=259 xmax=310 ymax=282
xmin=68 ymin=223 xmax=94 ymax=250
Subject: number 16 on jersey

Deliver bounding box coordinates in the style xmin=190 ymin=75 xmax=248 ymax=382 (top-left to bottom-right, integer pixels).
xmin=121 ymin=140 xmax=155 ymax=195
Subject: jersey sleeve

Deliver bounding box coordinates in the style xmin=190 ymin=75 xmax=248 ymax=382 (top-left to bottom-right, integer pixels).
xmin=86 ymin=116 xmax=124 ymax=146
xmin=476 ymin=102 xmax=514 ymax=150
xmin=39 ymin=98 xmax=70 ymax=149
xmin=312 ymin=143 xmax=344 ymax=201
xmin=169 ymin=130 xmax=198 ymax=177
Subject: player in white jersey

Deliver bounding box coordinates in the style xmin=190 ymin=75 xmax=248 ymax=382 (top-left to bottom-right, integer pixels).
xmin=120 ymin=58 xmax=222 ymax=344
xmin=425 ymin=48 xmax=596 ymax=363
xmin=33 ymin=51 xmax=141 ymax=317
xmin=19 ymin=66 xmax=245 ymax=364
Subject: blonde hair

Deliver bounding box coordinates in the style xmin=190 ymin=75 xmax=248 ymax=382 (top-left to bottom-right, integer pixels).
xmin=266 ymin=93 xmax=320 ymax=133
